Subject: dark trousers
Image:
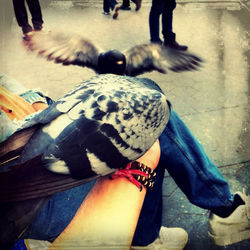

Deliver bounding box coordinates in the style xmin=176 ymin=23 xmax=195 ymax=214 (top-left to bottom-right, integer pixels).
xmin=103 ymin=0 xmax=117 ymax=12
xmin=132 ymin=162 xmax=165 ymax=246
xmin=122 ymin=0 xmax=130 ymax=7
xmin=12 ymin=0 xmax=43 ymax=34
xmin=149 ymin=0 xmax=176 ymax=42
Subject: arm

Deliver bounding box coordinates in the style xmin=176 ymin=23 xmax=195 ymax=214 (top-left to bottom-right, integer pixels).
xmin=49 ymin=140 xmax=160 ymax=250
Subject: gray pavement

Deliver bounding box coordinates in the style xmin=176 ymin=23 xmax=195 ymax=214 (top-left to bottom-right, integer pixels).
xmin=0 ymin=1 xmax=249 ymax=249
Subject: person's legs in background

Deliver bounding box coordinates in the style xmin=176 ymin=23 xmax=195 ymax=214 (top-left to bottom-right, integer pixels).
xmin=120 ymin=0 xmax=142 ymax=11
xmin=162 ymin=0 xmax=188 ymax=50
xmin=103 ymin=0 xmax=111 ymax=15
xmin=103 ymin=0 xmax=119 ymax=19
xmin=161 ymin=0 xmax=175 ymax=45
xmin=120 ymin=0 xmax=131 ymax=10
xmin=25 ymin=0 xmax=43 ymax=31
xmin=149 ymin=0 xmax=164 ymax=44
xmin=12 ymin=0 xmax=33 ymax=35
xmin=132 ymin=0 xmax=142 ymax=11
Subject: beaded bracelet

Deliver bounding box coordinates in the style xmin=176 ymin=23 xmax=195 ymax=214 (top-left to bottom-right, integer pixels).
xmin=130 ymin=161 xmax=157 ymax=191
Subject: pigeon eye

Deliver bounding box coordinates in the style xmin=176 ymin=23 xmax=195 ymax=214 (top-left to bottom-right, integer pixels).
xmin=116 ymin=60 xmax=124 ymax=65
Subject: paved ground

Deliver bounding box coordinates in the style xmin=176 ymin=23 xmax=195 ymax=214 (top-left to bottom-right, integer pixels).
xmin=0 ymin=0 xmax=249 ymax=249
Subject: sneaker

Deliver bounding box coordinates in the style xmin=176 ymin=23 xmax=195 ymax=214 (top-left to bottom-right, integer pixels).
xmin=164 ymin=40 xmax=188 ymax=51
xmin=208 ymin=191 xmax=250 ymax=246
xmin=132 ymin=226 xmax=188 ymax=250
xmin=103 ymin=11 xmax=110 ymax=15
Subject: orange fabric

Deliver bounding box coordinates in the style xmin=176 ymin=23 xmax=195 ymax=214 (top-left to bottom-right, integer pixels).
xmin=0 ymin=85 xmax=36 ymax=120
xmin=50 ymin=140 xmax=160 ymax=250
xmin=0 ymin=85 xmax=48 ymax=121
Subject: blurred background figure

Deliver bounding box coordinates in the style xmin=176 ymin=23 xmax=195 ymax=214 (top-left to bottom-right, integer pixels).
xmin=149 ymin=0 xmax=188 ymax=50
xmin=12 ymin=0 xmax=43 ymax=41
xmin=120 ymin=0 xmax=142 ymax=11
xmin=103 ymin=0 xmax=120 ymax=19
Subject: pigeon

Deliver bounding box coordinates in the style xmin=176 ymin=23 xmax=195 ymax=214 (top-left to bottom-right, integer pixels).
xmin=17 ymin=74 xmax=170 ymax=181
xmin=25 ymin=30 xmax=203 ymax=76
xmin=0 ymin=75 xmax=169 ymax=245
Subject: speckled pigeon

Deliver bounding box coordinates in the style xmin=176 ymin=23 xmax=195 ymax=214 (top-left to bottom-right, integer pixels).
xmin=18 ymin=74 xmax=169 ymax=180
xmin=25 ymin=30 xmax=203 ymax=75
xmin=0 ymin=74 xmax=170 ymax=249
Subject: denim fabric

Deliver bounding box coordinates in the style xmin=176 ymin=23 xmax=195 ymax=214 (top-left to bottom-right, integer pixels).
xmin=133 ymin=109 xmax=234 ymax=245
xmin=149 ymin=0 xmax=176 ymax=42
xmin=132 ymin=163 xmax=165 ymax=246
xmin=23 ymin=180 xmax=96 ymax=242
xmin=11 ymin=239 xmax=27 ymax=250
xmin=159 ymin=109 xmax=234 ymax=209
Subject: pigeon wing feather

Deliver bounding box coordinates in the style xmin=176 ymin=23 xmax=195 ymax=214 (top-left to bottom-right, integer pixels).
xmin=124 ymin=43 xmax=203 ymax=76
xmin=27 ymin=31 xmax=102 ymax=73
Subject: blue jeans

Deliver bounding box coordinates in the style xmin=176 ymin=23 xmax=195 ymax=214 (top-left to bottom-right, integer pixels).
xmin=160 ymin=109 xmax=234 ymax=210
xmin=149 ymin=0 xmax=176 ymax=42
xmin=132 ymin=109 xmax=234 ymax=246
xmin=22 ymin=108 xmax=234 ymax=246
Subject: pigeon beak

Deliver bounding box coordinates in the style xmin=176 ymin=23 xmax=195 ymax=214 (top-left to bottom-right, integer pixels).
xmin=116 ymin=60 xmax=124 ymax=65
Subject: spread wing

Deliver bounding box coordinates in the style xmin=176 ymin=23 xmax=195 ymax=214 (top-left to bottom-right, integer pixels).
xmin=124 ymin=43 xmax=203 ymax=76
xmin=26 ymin=31 xmax=102 ymax=73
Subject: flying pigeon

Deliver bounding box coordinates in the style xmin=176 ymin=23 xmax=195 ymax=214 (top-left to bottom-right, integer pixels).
xmin=24 ymin=30 xmax=203 ymax=76
xmin=17 ymin=74 xmax=169 ymax=181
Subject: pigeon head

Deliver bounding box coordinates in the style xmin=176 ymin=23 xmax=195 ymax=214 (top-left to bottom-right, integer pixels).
xmin=98 ymin=50 xmax=126 ymax=75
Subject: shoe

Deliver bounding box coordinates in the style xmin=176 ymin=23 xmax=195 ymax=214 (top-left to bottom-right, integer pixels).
xmin=120 ymin=5 xmax=131 ymax=10
xmin=34 ymin=28 xmax=51 ymax=34
xmin=132 ymin=0 xmax=142 ymax=11
xmin=33 ymin=25 xmax=43 ymax=31
xmin=22 ymin=31 xmax=33 ymax=41
xmin=112 ymin=5 xmax=120 ymax=19
xmin=103 ymin=11 xmax=110 ymax=15
xmin=164 ymin=40 xmax=188 ymax=51
xmin=208 ymin=191 xmax=250 ymax=246
xmin=131 ymin=226 xmax=188 ymax=250
xmin=150 ymin=39 xmax=163 ymax=45
xmin=22 ymin=26 xmax=33 ymax=35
